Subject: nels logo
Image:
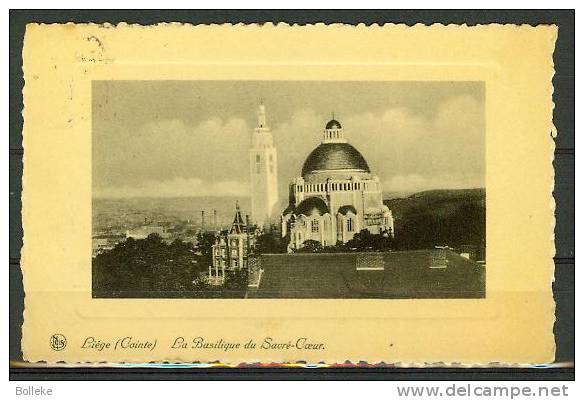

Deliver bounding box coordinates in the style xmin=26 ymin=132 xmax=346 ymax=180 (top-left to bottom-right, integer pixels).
xmin=49 ymin=334 xmax=67 ymax=351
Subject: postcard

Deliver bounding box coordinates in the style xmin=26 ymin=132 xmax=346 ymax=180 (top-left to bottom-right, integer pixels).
xmin=21 ymin=23 xmax=557 ymax=365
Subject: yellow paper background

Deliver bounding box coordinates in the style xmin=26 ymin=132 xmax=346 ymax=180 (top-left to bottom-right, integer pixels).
xmin=21 ymin=23 xmax=557 ymax=364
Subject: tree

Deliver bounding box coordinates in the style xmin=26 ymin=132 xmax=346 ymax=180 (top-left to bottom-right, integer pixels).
xmin=390 ymin=202 xmax=485 ymax=257
xmin=92 ymin=234 xmax=253 ymax=299
xmin=256 ymin=232 xmax=280 ymax=254
xmin=296 ymin=239 xmax=323 ymax=253
xmin=195 ymin=231 xmax=217 ymax=266
xmin=93 ymin=234 xmax=202 ymax=298
xmin=345 ymin=229 xmax=393 ymax=252
xmin=223 ymin=268 xmax=248 ymax=291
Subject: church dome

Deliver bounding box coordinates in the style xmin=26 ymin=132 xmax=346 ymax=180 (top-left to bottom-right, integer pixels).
xmin=283 ymin=203 xmax=296 ymax=215
xmin=338 ymin=205 xmax=357 ymax=215
xmin=325 ymin=119 xmax=342 ymax=130
xmin=296 ymin=197 xmax=329 ymax=216
xmin=302 ymin=142 xmax=371 ymax=177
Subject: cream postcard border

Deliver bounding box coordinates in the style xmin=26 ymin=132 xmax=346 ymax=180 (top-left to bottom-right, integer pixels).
xmin=21 ymin=23 xmax=557 ymax=364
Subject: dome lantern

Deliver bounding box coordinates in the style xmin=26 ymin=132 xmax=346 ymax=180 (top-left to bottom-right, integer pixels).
xmin=322 ymin=114 xmax=346 ymax=144
xmin=301 ymin=116 xmax=370 ymax=178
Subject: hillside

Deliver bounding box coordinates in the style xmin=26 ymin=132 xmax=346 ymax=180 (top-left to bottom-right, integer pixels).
xmin=384 ymin=188 xmax=486 ymax=260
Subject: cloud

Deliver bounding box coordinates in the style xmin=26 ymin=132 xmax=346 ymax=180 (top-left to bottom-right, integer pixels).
xmin=384 ymin=172 xmax=484 ymax=193
xmin=340 ymin=94 xmax=484 ymax=192
xmin=271 ymin=108 xmax=323 ymax=187
xmin=267 ymin=96 xmax=484 ymax=195
xmin=94 ymin=92 xmax=484 ymax=197
xmin=93 ymin=177 xmax=249 ymax=198
xmin=384 ymin=174 xmax=428 ymax=193
xmin=94 ymin=116 xmax=251 ymax=190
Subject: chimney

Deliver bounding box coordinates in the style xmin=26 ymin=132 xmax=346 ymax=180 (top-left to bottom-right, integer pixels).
xmin=213 ymin=209 xmax=217 ymax=230
xmin=201 ymin=210 xmax=205 ymax=231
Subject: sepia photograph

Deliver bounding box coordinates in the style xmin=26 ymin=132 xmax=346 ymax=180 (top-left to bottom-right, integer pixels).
xmin=91 ymin=81 xmax=486 ymax=299
xmin=17 ymin=18 xmax=562 ymax=367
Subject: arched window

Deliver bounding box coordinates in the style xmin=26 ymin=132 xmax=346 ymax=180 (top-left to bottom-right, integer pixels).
xmin=311 ymin=219 xmax=319 ymax=233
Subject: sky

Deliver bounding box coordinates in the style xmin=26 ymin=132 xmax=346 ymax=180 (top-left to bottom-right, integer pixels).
xmin=92 ymin=80 xmax=485 ymax=199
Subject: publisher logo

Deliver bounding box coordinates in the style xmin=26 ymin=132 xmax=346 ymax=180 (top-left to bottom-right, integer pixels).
xmin=49 ymin=334 xmax=67 ymax=351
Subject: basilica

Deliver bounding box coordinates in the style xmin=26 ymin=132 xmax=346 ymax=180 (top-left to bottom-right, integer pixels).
xmin=281 ymin=118 xmax=394 ymax=251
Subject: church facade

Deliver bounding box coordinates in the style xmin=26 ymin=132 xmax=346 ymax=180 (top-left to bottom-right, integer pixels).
xmin=281 ymin=118 xmax=394 ymax=251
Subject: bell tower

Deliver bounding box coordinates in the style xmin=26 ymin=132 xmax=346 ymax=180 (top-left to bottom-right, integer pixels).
xmin=249 ymin=102 xmax=278 ymax=229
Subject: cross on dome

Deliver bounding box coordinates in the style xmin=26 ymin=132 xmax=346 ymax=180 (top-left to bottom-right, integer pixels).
xmin=325 ymin=112 xmax=342 ymax=130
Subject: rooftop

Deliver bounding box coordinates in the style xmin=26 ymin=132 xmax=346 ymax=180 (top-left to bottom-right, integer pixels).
xmin=301 ymin=142 xmax=371 ymax=177
xmin=247 ymin=249 xmax=485 ymax=299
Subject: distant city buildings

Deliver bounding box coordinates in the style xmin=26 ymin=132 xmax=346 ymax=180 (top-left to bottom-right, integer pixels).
xmin=125 ymin=225 xmax=168 ymax=240
xmin=91 ymin=233 xmax=125 ymax=257
xmin=92 ymin=210 xmax=220 ymax=257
